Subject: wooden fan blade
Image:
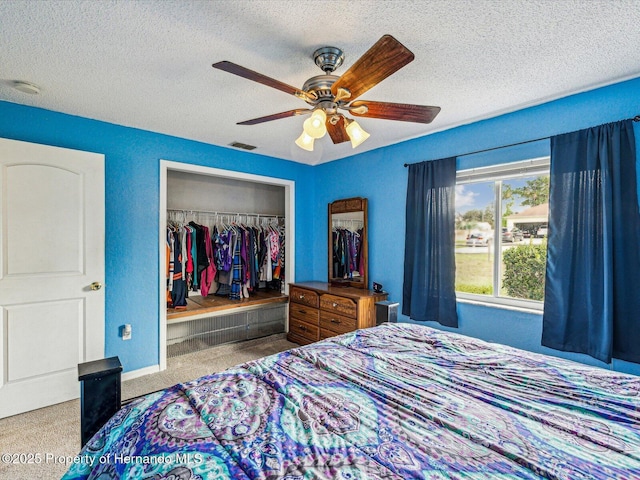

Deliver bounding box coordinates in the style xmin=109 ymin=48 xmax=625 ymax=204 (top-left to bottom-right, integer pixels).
xmin=213 ymin=61 xmax=311 ymax=100
xmin=237 ymin=109 xmax=311 ymax=125
xmin=327 ymin=116 xmax=350 ymax=144
xmin=331 ymin=35 xmax=414 ymax=101
xmin=349 ymin=100 xmax=440 ymax=124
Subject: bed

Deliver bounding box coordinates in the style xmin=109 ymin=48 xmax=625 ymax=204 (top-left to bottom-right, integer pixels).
xmin=63 ymin=323 xmax=640 ymax=479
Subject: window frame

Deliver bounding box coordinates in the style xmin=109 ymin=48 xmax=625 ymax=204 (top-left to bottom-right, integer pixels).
xmin=455 ymin=157 xmax=550 ymax=312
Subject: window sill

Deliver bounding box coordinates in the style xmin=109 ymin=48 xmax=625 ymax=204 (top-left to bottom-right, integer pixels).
xmin=456 ymin=293 xmax=543 ymax=315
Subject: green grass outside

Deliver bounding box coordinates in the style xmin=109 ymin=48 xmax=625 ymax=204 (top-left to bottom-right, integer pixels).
xmin=455 ymin=252 xmax=494 ymax=294
xmin=455 ymin=249 xmax=545 ymax=299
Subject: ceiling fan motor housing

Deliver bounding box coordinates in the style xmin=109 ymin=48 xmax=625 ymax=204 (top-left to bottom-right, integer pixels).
xmin=301 ymin=74 xmax=340 ymax=107
xmin=313 ymin=46 xmax=344 ymax=73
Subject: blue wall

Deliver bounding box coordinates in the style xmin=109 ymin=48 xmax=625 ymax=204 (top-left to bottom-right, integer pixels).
xmin=313 ymin=76 xmax=640 ymax=376
xmin=1 ymin=75 xmax=639 ymax=376
xmin=0 ymin=102 xmax=316 ymax=372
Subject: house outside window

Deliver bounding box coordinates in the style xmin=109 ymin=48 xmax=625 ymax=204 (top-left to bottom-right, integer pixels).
xmin=455 ymin=158 xmax=550 ymax=310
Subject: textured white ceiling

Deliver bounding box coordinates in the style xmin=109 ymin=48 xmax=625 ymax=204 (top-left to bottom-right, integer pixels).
xmin=1 ymin=0 xmax=640 ymax=165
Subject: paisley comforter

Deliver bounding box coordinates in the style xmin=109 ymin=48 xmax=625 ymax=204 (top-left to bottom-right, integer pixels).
xmin=63 ymin=323 xmax=640 ymax=479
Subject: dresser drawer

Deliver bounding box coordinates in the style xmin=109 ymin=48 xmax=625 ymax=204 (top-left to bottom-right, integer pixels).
xmin=290 ymin=302 xmax=319 ymax=325
xmin=290 ymin=286 xmax=319 ymax=308
xmin=320 ymin=310 xmax=356 ymax=334
xmin=320 ymin=294 xmax=357 ymax=318
xmin=320 ymin=328 xmax=339 ymax=340
xmin=289 ymin=319 xmax=319 ymax=343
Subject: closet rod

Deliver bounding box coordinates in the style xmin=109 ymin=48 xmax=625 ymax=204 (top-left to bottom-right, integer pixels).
xmin=403 ymin=115 xmax=640 ymax=168
xmin=167 ymin=208 xmax=283 ymax=220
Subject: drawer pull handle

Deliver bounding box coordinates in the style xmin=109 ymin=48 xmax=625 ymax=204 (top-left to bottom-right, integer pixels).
xmin=300 ymin=294 xmax=305 ymax=299
xmin=332 ymin=302 xmax=338 ymax=307
xmin=298 ymin=324 xmax=306 ymax=331
xmin=299 ymin=309 xmax=306 ymax=314
xmin=330 ymin=319 xmax=341 ymax=324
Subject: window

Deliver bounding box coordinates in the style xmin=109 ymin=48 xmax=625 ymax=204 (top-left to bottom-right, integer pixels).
xmin=455 ymin=158 xmax=550 ymax=309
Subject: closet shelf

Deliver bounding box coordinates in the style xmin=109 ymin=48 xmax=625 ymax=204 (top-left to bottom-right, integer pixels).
xmin=167 ymin=290 xmax=288 ymax=323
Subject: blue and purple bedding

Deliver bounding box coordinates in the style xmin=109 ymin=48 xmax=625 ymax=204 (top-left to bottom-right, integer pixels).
xmin=63 ymin=323 xmax=640 ymax=479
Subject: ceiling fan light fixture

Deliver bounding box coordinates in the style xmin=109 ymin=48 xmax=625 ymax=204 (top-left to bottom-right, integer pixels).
xmin=214 ymin=35 xmax=440 ymax=155
xmin=345 ymin=119 xmax=370 ymax=148
xmin=295 ymin=131 xmax=315 ymax=151
xmin=303 ymin=109 xmax=327 ymax=138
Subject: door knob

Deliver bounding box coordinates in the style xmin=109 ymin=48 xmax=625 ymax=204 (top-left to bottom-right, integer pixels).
xmin=90 ymin=282 xmax=103 ymax=291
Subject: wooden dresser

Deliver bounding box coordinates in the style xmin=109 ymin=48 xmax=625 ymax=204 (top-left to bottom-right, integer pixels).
xmin=287 ymin=281 xmax=388 ymax=345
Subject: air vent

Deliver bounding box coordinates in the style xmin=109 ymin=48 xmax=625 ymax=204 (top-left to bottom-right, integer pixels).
xmin=229 ymin=141 xmax=257 ymax=150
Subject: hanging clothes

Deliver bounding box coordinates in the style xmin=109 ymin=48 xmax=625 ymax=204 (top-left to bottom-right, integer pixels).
xmin=166 ymin=229 xmax=173 ymax=307
xmin=167 ymin=211 xmax=285 ymax=302
xmin=166 ymin=226 xmax=187 ymax=309
xmin=189 ymin=225 xmax=198 ymax=289
xmin=215 ymin=221 xmax=286 ymax=296
xmin=229 ymin=227 xmax=243 ymax=300
xmin=332 ymin=227 xmax=362 ymax=280
xmin=200 ymin=225 xmax=216 ymax=297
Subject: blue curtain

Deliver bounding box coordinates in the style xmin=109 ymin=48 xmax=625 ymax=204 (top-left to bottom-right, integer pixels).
xmin=403 ymin=157 xmax=458 ymax=327
xmin=542 ymin=119 xmax=640 ymax=364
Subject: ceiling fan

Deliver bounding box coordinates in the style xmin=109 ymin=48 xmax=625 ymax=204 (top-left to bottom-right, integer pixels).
xmin=212 ymin=35 xmax=441 ymax=151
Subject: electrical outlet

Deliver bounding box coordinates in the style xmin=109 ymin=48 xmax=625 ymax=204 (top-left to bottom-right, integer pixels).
xmin=121 ymin=324 xmax=132 ymax=340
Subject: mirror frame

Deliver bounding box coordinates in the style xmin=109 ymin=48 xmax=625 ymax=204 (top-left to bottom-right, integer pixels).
xmin=328 ymin=197 xmax=368 ymax=289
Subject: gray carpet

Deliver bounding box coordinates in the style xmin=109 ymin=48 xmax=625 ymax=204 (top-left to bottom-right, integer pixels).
xmin=0 ymin=334 xmax=297 ymax=480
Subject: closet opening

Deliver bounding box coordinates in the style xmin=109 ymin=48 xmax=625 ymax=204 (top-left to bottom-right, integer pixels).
xmin=159 ymin=161 xmax=295 ymax=370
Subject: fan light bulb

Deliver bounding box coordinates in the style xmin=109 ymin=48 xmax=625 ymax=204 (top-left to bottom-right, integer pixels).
xmin=295 ymin=131 xmax=315 ymax=151
xmin=345 ymin=119 xmax=370 ymax=148
xmin=303 ymin=109 xmax=327 ymax=139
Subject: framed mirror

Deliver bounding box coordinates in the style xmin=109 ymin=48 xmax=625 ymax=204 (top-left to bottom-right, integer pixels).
xmin=328 ymin=197 xmax=368 ymax=289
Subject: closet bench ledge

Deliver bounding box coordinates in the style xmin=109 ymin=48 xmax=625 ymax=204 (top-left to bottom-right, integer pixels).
xmin=167 ymin=290 xmax=288 ymax=323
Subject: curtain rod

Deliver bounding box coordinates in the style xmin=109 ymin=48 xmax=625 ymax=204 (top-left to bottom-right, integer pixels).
xmin=403 ymin=115 xmax=640 ymax=167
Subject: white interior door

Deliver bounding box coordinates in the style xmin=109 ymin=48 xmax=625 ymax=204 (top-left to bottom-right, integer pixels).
xmin=0 ymin=138 xmax=105 ymax=418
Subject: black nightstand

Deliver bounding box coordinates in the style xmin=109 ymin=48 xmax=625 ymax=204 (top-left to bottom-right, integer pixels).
xmin=78 ymin=356 xmax=122 ymax=447
xmin=375 ymin=300 xmax=399 ymax=325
